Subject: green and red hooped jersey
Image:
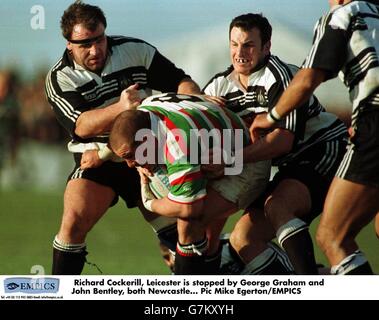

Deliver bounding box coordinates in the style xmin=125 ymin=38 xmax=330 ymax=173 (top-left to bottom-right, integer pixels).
xmin=139 ymin=93 xmax=250 ymax=204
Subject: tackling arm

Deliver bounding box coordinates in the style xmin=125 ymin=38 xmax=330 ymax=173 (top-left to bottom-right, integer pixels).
xmin=250 ymin=68 xmax=326 ymax=140
xmin=177 ymin=78 xmax=201 ymax=95
xmin=75 ymin=84 xmax=142 ymax=138
xmin=150 ymin=197 xmax=204 ymax=220
xmin=243 ymin=128 xmax=294 ymax=163
xmin=139 ymin=169 xmax=205 ymax=219
xmin=201 ymin=128 xmax=294 ymax=175
xmin=272 ymin=68 xmax=326 ymax=118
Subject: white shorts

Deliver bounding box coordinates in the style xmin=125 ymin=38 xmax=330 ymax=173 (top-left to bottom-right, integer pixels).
xmin=210 ymin=160 xmax=271 ymax=209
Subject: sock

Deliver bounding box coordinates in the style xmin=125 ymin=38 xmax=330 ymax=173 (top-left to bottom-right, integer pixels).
xmin=159 ymin=242 xmax=176 ymax=274
xmin=155 ymin=222 xmax=178 ymax=252
xmin=219 ymin=240 xmax=245 ymax=275
xmin=52 ymin=236 xmax=87 ymax=275
xmin=331 ymin=250 xmax=374 ymax=275
xmin=241 ymin=246 xmax=292 ymax=275
xmin=277 ymin=218 xmax=318 ymax=275
xmin=175 ymin=238 xmax=211 ymax=275
xmin=149 ymin=217 xmax=178 ymax=271
xmin=205 ymin=245 xmax=222 ymax=274
xmin=267 ymin=242 xmax=294 ymax=274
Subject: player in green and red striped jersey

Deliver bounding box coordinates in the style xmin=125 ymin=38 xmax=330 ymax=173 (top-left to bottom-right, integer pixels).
xmin=109 ymin=93 xmax=271 ymax=274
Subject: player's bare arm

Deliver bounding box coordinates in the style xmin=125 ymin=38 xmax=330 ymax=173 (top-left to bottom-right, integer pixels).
xmin=150 ymin=197 xmax=204 ymax=219
xmin=75 ymin=83 xmax=141 ymax=138
xmin=250 ymin=68 xmax=326 ymax=141
xmin=80 ymin=149 xmax=103 ymax=169
xmin=202 ymin=128 xmax=293 ymax=174
xmin=177 ymin=77 xmax=201 ymax=95
xmin=203 ymin=95 xmax=226 ymax=107
xmin=243 ymin=128 xmax=294 ymax=162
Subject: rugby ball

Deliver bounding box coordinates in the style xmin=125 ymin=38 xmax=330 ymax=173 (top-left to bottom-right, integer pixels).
xmin=148 ymin=166 xmax=170 ymax=199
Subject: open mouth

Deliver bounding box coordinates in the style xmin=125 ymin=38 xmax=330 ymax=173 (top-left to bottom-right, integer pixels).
xmin=89 ymin=58 xmax=100 ymax=64
xmin=236 ymin=58 xmax=249 ymax=64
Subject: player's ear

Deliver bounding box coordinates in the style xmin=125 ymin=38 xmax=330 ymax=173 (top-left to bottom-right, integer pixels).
xmin=67 ymin=42 xmax=73 ymax=52
xmin=263 ymin=40 xmax=271 ymax=54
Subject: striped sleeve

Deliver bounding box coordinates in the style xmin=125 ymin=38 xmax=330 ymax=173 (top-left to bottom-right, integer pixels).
xmin=45 ymin=64 xmax=86 ymax=137
xmin=147 ymin=49 xmax=190 ymax=92
xmin=267 ymin=57 xmax=307 ymax=136
xmin=202 ymin=67 xmax=234 ymax=95
xmin=302 ymin=13 xmax=348 ymax=80
xmin=203 ymin=77 xmax=218 ymax=96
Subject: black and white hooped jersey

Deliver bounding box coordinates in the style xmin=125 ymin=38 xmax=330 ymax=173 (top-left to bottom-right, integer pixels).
xmin=203 ymin=55 xmax=347 ymax=167
xmin=302 ymin=1 xmax=379 ymax=126
xmin=45 ymin=36 xmax=189 ymax=153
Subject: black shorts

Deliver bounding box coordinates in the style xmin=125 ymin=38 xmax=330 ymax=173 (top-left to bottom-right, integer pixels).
xmin=251 ymin=138 xmax=347 ymax=223
xmin=68 ymin=154 xmax=141 ymax=208
xmin=336 ymin=108 xmax=379 ymax=188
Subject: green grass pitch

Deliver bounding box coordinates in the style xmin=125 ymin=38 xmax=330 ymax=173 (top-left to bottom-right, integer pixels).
xmin=0 ymin=190 xmax=377 ymax=275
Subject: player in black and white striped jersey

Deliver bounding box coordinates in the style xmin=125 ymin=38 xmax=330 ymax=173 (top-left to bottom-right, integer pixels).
xmin=251 ymin=0 xmax=379 ymax=275
xmin=203 ymin=13 xmax=348 ymax=274
xmin=45 ymin=1 xmax=200 ymax=275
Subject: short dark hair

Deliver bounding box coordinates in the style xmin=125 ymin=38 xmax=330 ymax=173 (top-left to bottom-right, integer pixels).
xmin=60 ymin=1 xmax=107 ymax=40
xmin=229 ymin=13 xmax=272 ymax=45
xmin=109 ymin=110 xmax=150 ymax=152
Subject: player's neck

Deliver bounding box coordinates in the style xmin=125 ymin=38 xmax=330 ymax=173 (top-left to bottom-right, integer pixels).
xmin=238 ymin=74 xmax=249 ymax=90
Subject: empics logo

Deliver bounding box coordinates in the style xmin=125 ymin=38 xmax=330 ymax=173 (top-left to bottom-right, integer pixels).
xmin=4 ymin=278 xmax=59 ymax=294
xmin=5 ymin=282 xmax=20 ymax=290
